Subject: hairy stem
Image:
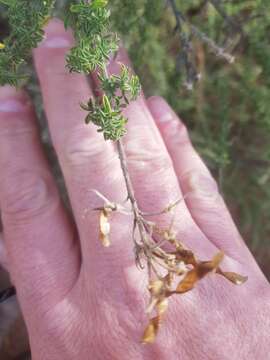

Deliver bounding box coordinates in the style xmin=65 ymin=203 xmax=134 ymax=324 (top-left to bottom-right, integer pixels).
xmin=167 ymin=0 xmax=198 ymax=87
xmin=116 ymin=139 xmax=146 ymax=238
xmin=116 ymin=138 xmax=156 ymax=277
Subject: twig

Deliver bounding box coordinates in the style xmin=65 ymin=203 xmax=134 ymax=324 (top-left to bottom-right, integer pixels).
xmin=116 ymin=139 xmax=147 ymax=246
xmin=167 ymin=0 xmax=235 ymax=89
xmin=168 ymin=0 xmax=198 ymax=89
xmin=189 ymin=23 xmax=235 ymax=63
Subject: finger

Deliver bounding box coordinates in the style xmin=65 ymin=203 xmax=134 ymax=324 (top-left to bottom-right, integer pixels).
xmin=91 ymin=49 xmax=217 ymax=257
xmin=33 ymin=20 xmax=132 ymax=269
xmin=0 ymin=86 xmax=80 ymax=312
xmin=147 ymin=96 xmax=253 ymax=262
xmin=0 ymin=232 xmax=8 ymax=271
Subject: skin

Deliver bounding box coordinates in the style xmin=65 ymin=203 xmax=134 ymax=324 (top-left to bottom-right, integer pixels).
xmin=0 ymin=19 xmax=269 ymax=360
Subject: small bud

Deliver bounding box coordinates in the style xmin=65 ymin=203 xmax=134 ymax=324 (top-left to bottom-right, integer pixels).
xmin=175 ymin=268 xmax=198 ymax=294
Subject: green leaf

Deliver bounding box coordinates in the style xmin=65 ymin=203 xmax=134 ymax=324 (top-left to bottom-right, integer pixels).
xmin=91 ymin=0 xmax=108 ymax=10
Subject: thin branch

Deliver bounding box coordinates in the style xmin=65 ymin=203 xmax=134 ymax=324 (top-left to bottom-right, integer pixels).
xmin=116 ymin=139 xmax=147 ymax=246
xmin=208 ymin=0 xmax=245 ymax=52
xmin=167 ymin=0 xmax=235 ymax=89
xmin=168 ymin=0 xmax=198 ymax=89
xmin=189 ymin=23 xmax=235 ymax=63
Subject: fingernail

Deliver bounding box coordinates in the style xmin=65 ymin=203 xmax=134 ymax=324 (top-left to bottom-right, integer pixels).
xmin=0 ymin=86 xmax=28 ymax=113
xmin=148 ymin=97 xmax=174 ymax=123
xmin=39 ymin=18 xmax=73 ymax=48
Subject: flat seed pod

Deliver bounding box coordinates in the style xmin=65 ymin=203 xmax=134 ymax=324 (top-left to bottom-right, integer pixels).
xmin=175 ymin=269 xmax=198 ymax=294
xmin=175 ymin=252 xmax=225 ymax=294
xmin=217 ymin=269 xmax=248 ymax=285
xmin=142 ymin=316 xmax=161 ymax=344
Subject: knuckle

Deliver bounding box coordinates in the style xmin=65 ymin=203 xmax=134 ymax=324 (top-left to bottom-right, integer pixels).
xmin=125 ymin=126 xmax=172 ymax=174
xmin=62 ymin=125 xmax=117 ymax=169
xmin=181 ymin=170 xmax=219 ymax=200
xmin=130 ymin=145 xmax=172 ymax=180
xmin=145 ymin=150 xmax=172 ymax=179
xmin=1 ymin=169 xmax=56 ymax=220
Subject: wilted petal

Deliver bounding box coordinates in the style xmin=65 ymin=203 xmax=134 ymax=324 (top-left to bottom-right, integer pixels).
xmin=211 ymin=252 xmax=224 ymax=268
xmin=217 ymin=269 xmax=248 ymax=285
xmin=197 ymin=251 xmax=224 ymax=277
xmin=100 ymin=233 xmax=110 ymax=247
xmin=99 ymin=210 xmax=111 ymax=247
xmin=175 ymin=269 xmax=198 ymax=294
xmin=175 ymin=248 xmax=197 ymax=266
xmin=174 ymin=252 xmax=225 ymax=294
xmin=142 ymin=316 xmax=161 ymax=344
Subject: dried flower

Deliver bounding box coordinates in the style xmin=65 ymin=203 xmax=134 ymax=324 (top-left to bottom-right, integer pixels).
xmin=142 ymin=243 xmax=247 ymax=343
xmin=173 ymin=252 xmax=224 ymax=294
xmin=217 ymin=269 xmax=248 ymax=285
xmin=142 ymin=316 xmax=161 ymax=344
xmin=99 ymin=209 xmax=111 ymax=247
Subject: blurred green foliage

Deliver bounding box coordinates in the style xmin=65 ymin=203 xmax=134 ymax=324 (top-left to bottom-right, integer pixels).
xmin=111 ymin=0 xmax=270 ymax=275
xmin=112 ymin=0 xmax=270 ymax=277
xmin=0 ymin=0 xmax=269 ymax=276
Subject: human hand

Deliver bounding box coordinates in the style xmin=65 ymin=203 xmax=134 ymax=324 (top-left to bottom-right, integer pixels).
xmin=0 ymin=19 xmax=269 ymax=360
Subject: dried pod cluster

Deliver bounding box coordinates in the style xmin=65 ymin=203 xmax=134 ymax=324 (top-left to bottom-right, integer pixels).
xmin=96 ymin=197 xmax=248 ymax=344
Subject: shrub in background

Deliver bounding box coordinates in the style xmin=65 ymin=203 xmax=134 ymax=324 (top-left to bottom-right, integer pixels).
xmin=110 ymin=0 xmax=270 ymax=277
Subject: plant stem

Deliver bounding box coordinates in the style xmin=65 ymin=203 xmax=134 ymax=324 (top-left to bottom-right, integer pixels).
xmin=168 ymin=0 xmax=235 ymax=64
xmin=116 ymin=139 xmax=156 ymax=276
xmin=168 ymin=0 xmax=197 ymax=87
xmin=116 ymin=139 xmax=145 ymax=237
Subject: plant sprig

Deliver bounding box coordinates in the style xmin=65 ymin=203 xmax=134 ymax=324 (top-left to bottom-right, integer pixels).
xmin=66 ymin=0 xmax=247 ymax=344
xmin=65 ymin=0 xmax=141 ymax=141
xmin=0 ymin=0 xmax=55 ymax=86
